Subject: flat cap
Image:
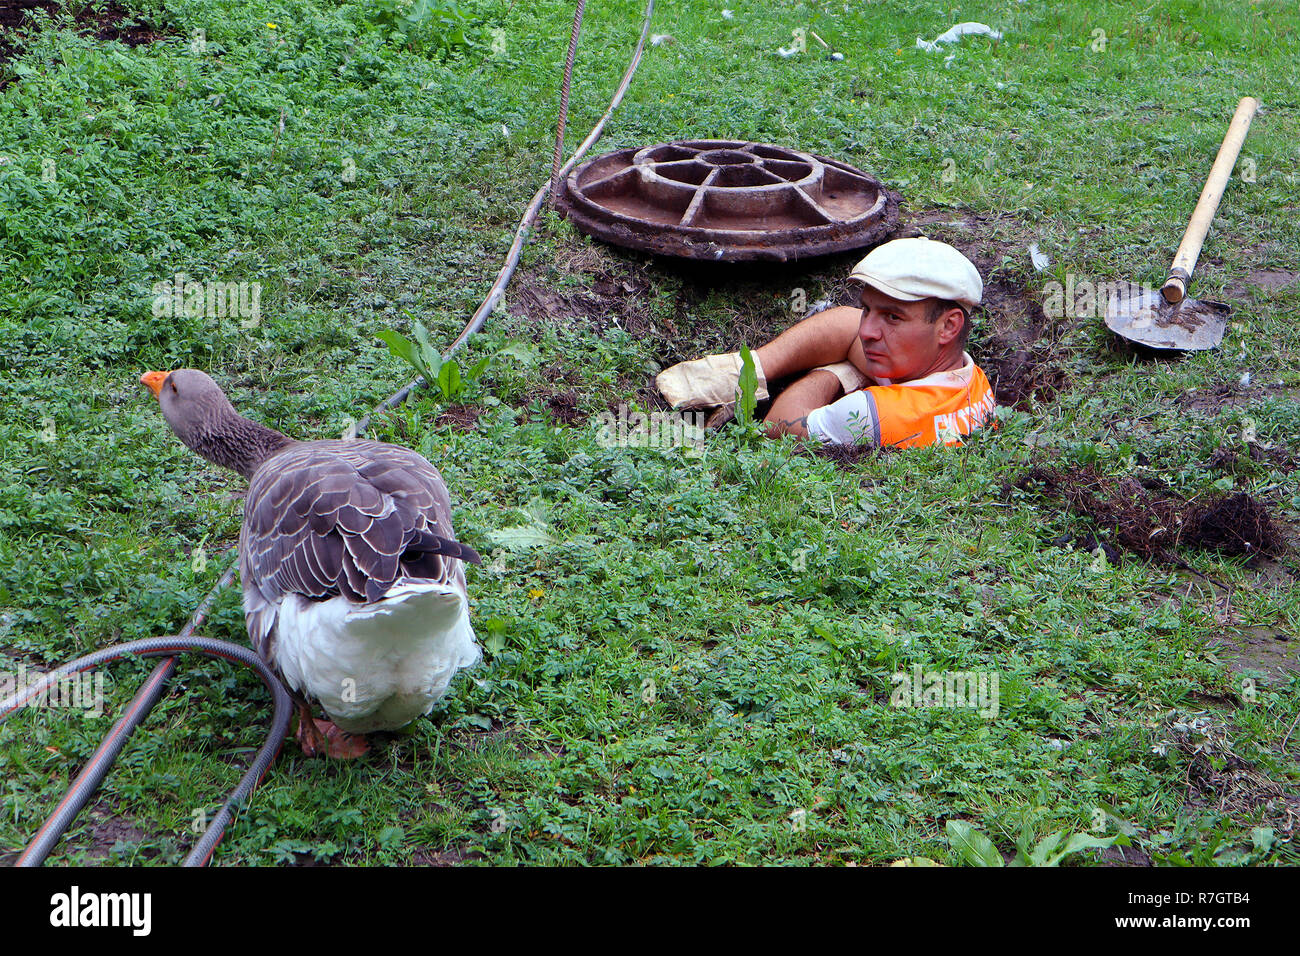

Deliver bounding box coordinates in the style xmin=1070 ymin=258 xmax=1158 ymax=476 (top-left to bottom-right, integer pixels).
xmin=849 ymin=237 xmax=983 ymax=312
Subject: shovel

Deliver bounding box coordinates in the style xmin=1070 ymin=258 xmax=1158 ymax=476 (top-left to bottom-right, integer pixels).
xmin=1105 ymin=96 xmax=1258 ymax=351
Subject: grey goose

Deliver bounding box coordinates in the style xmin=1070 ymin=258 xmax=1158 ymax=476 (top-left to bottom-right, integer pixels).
xmin=141 ymin=369 xmax=481 ymax=758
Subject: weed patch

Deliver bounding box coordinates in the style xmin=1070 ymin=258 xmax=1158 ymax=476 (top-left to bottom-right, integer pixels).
xmin=0 ymin=0 xmax=169 ymax=85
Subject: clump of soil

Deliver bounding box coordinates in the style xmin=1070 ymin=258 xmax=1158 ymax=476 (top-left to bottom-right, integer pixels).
xmin=1207 ymin=439 xmax=1298 ymax=477
xmin=545 ymin=387 xmax=581 ymax=424
xmin=796 ymin=440 xmax=888 ymax=469
xmin=435 ymin=403 xmax=481 ymax=432
xmin=1011 ymin=465 xmax=1286 ymax=562
xmin=1190 ymin=493 xmax=1286 ymax=556
xmin=1 ymin=1 xmax=169 ymax=84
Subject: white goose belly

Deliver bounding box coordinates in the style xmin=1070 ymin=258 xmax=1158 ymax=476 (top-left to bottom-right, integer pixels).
xmin=269 ymin=581 xmax=480 ymax=734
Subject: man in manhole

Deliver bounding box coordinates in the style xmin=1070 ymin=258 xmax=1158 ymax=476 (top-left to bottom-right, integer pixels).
xmin=656 ymin=238 xmax=997 ymax=446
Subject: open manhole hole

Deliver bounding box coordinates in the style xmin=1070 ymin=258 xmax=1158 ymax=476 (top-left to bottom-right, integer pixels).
xmin=555 ymin=139 xmax=899 ymax=262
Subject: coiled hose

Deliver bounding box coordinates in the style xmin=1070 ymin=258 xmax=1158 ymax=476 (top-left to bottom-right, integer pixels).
xmin=1 ymin=633 xmax=293 ymax=867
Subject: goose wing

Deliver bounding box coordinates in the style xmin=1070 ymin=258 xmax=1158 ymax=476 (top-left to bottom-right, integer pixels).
xmin=238 ymin=439 xmax=480 ymax=659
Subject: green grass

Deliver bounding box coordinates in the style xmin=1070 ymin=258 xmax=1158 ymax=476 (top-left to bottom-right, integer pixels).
xmin=1 ymin=0 xmax=1298 ymax=865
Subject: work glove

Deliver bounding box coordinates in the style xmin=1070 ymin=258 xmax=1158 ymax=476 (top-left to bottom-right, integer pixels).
xmin=655 ymin=351 xmax=769 ymax=410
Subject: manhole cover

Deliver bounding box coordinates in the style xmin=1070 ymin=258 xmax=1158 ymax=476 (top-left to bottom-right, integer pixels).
xmin=555 ymin=139 xmax=899 ymax=262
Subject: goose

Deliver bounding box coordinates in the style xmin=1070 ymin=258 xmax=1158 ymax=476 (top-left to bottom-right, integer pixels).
xmin=140 ymin=369 xmax=482 ymax=758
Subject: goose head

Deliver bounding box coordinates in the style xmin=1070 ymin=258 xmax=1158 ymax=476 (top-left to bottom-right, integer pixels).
xmin=141 ymin=369 xmax=293 ymax=479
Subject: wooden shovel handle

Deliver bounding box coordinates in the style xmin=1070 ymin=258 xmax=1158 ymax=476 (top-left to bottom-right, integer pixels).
xmin=1161 ymin=96 xmax=1259 ymax=303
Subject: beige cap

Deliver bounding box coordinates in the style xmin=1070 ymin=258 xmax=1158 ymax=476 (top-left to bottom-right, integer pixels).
xmin=849 ymin=237 xmax=982 ymax=312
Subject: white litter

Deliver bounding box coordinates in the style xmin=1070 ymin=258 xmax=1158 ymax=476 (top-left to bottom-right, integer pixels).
xmin=650 ymin=33 xmax=674 ymax=46
xmin=722 ymin=9 xmax=734 ymax=18
xmin=830 ymin=51 xmax=844 ymax=60
xmin=806 ymin=298 xmax=833 ymax=316
xmin=1239 ymin=371 xmax=1251 ymax=387
xmin=1028 ymin=243 xmax=1050 ymax=271
xmin=777 ymin=45 xmax=799 ymax=57
xmin=916 ymin=21 xmax=1003 ymax=53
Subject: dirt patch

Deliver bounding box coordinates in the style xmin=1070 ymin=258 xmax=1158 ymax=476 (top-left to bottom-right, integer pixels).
xmin=1188 ymin=757 xmax=1300 ymax=835
xmin=66 ymin=801 xmax=166 ymax=862
xmin=435 ymin=403 xmax=482 ymax=432
xmin=1095 ymin=843 xmax=1154 ymax=866
xmin=1184 ymin=745 xmax=1300 ymax=836
xmin=412 ymin=844 xmax=483 ymax=866
xmin=1247 ymin=269 xmax=1300 ymax=291
xmin=978 ymin=343 xmax=1067 ymax=409
xmin=1176 ymin=380 xmax=1300 ymax=416
xmin=508 ymin=254 xmax=656 ymax=339
xmin=1 ymin=1 xmax=170 ymax=85
xmin=1176 ymin=380 xmax=1252 ymax=411
xmin=545 ymin=387 xmax=581 ymax=425
xmin=510 ymin=242 xmax=821 ymax=370
xmin=1011 ymin=465 xmax=1287 ymax=563
xmin=84 ymin=810 xmax=150 ymax=860
xmin=1206 ymin=624 xmax=1299 ymax=681
xmin=796 ymin=440 xmax=888 ymax=470
xmin=1150 ymin=715 xmax=1300 ymax=839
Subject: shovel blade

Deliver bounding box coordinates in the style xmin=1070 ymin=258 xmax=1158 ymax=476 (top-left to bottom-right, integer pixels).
xmin=1104 ymin=286 xmax=1229 ymax=351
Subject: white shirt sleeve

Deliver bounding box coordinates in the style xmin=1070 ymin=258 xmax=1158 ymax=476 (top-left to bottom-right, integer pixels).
xmin=804 ymin=390 xmax=881 ymax=445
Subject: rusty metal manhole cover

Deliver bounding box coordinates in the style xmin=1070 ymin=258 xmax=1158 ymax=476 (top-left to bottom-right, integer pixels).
xmin=555 ymin=139 xmax=899 ymax=262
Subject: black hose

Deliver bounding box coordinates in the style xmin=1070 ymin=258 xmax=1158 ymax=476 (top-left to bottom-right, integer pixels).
xmin=2 ymin=635 xmax=293 ymax=867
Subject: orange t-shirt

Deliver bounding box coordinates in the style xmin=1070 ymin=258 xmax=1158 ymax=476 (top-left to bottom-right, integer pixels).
xmin=804 ymin=353 xmax=996 ymax=447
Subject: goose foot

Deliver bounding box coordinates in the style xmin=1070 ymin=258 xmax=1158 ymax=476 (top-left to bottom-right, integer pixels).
xmin=295 ymin=704 xmax=370 ymax=759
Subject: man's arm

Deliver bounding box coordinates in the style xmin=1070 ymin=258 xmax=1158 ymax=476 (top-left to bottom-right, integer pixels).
xmin=763 ymin=369 xmax=843 ymax=439
xmin=753 ymin=306 xmax=863 ymax=381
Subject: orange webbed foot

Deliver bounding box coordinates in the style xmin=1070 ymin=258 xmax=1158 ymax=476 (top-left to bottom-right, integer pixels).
xmin=296 ymin=713 xmax=370 ymax=759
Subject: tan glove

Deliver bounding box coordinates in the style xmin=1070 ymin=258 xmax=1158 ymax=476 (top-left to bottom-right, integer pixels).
xmin=812 ymin=361 xmax=868 ymax=395
xmin=655 ymin=351 xmax=769 ymax=409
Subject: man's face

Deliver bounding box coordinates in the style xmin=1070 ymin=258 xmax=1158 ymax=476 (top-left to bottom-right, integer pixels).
xmin=855 ymin=285 xmax=962 ymax=381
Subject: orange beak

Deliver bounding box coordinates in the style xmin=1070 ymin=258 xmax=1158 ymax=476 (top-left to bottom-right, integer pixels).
xmin=140 ymin=370 xmax=171 ymax=398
